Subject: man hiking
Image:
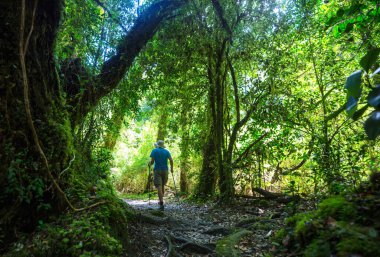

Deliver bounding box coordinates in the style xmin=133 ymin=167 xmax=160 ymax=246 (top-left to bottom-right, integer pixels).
xmin=149 ymin=140 xmax=173 ymax=210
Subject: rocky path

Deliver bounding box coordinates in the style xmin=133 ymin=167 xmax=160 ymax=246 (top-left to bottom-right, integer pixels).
xmin=125 ymin=196 xmax=290 ymax=257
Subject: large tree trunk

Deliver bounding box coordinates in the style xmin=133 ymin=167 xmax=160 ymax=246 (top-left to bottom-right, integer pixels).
xmin=196 ymin=128 xmax=217 ymax=197
xmin=0 ymin=0 xmax=186 ymax=248
xmin=207 ymin=40 xmax=235 ymax=200
xmin=0 ymin=0 xmax=70 ymax=244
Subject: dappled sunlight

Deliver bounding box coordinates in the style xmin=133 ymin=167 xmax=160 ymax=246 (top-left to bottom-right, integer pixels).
xmin=124 ymin=199 xmax=151 ymax=206
xmin=2 ymin=0 xmax=380 ymax=256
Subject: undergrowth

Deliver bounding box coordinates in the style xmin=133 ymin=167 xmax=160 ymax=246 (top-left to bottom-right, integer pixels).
xmin=4 ymin=197 xmax=132 ymax=257
xmin=273 ymin=172 xmax=380 ymax=257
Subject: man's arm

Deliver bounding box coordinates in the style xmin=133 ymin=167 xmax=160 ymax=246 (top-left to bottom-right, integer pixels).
xmin=169 ymin=157 xmax=173 ymax=173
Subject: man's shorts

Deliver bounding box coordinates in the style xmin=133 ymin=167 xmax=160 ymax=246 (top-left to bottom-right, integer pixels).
xmin=153 ymin=170 xmax=168 ymax=188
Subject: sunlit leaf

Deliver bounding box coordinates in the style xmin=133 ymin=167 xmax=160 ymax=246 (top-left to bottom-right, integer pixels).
xmin=346 ymin=96 xmax=358 ymax=117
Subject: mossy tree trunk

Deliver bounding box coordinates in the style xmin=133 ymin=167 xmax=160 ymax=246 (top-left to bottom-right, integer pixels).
xmin=0 ymin=0 xmax=186 ymax=246
xmin=196 ymin=127 xmax=218 ymax=197
xmin=0 ymin=0 xmax=69 ymax=244
xmin=156 ymin=111 xmax=168 ymax=142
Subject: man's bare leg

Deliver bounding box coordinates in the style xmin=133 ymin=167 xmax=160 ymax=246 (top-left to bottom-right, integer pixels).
xmin=157 ymin=185 xmax=164 ymax=204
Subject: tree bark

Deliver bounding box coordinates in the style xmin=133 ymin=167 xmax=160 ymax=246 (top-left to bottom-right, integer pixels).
xmin=0 ymin=0 xmax=187 ymax=246
xmin=66 ymin=0 xmax=187 ymax=126
xmin=196 ymin=127 xmax=217 ymax=197
xmin=1 ymin=0 xmax=69 ymax=244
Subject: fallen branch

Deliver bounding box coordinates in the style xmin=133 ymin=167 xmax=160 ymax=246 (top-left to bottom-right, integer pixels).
xmin=234 ymin=194 xmax=261 ymax=200
xmin=253 ymin=188 xmax=301 ymax=203
xmin=253 ymin=188 xmax=283 ymax=199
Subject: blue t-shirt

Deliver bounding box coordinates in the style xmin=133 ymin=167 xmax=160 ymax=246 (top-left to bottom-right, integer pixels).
xmin=150 ymin=148 xmax=171 ymax=171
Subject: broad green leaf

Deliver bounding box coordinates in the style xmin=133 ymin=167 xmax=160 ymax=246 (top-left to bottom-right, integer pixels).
xmin=364 ymin=111 xmax=380 ymax=140
xmin=360 ymin=48 xmax=380 ymax=72
xmin=333 ymin=26 xmax=340 ymax=38
xmin=345 ymin=70 xmax=362 ymax=99
xmin=346 ymin=96 xmax=358 ymax=117
xmin=367 ymin=86 xmax=380 ymax=107
xmin=353 ymin=104 xmax=369 ymax=121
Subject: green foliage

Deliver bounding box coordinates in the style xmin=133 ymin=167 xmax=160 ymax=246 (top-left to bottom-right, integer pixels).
xmin=285 ymin=212 xmax=313 ymax=227
xmin=250 ymin=220 xmax=274 ymax=231
xmin=304 ymin=239 xmax=331 ymax=257
xmin=342 ymin=63 xmax=380 ymax=139
xmin=316 ymin=196 xmax=356 ymax=220
xmin=273 ymin=228 xmax=286 ymax=243
xmin=4 ymin=199 xmax=131 ymax=257
xmin=275 ymin=190 xmax=380 ymax=256
xmin=294 ymin=214 xmax=317 ymax=244
xmin=112 ymin=119 xmax=157 ymax=193
xmin=336 ymin=234 xmax=380 ymax=257
xmin=216 ymin=229 xmax=252 ymax=257
xmin=119 ymin=192 xmax=156 ymax=200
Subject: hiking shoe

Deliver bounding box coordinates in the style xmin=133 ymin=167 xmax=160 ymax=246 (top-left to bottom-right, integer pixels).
xmin=159 ymin=204 xmax=165 ymax=211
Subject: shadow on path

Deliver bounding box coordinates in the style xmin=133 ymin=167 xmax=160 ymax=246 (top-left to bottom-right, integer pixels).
xmin=124 ymin=197 xmax=288 ymax=257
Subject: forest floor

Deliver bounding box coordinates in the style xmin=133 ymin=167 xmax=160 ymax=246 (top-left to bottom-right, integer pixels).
xmin=124 ymin=192 xmax=298 ymax=257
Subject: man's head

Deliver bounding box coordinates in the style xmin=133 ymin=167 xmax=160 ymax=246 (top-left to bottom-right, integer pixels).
xmin=157 ymin=140 xmax=165 ymax=148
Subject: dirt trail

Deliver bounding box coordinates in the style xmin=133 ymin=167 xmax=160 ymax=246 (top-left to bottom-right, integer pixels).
xmin=125 ymin=196 xmax=289 ymax=257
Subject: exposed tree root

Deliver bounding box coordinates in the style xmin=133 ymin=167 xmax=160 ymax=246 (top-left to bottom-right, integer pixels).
xmin=165 ymin=235 xmax=181 ymax=257
xmin=169 ymin=235 xmax=214 ymax=254
xmin=164 ymin=234 xmax=215 ymax=256
xmin=204 ymin=226 xmax=233 ymax=235
xmin=178 ymin=241 xmax=214 ymax=254
xmin=235 ymin=217 xmax=258 ymax=228
xmin=216 ymin=229 xmax=252 ymax=257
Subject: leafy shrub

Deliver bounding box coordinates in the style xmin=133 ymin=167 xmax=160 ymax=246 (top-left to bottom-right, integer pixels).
xmin=304 ymin=239 xmax=331 ymax=257
xmin=4 ymin=199 xmax=131 ymax=257
xmin=273 ymin=193 xmax=380 ymax=257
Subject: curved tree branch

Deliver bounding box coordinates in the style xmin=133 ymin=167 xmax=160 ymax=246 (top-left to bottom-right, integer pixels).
xmin=72 ymin=0 xmax=187 ymax=125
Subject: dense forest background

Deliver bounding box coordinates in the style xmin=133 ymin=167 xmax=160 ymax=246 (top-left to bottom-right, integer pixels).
xmin=1 ymin=0 xmax=379 ymax=256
